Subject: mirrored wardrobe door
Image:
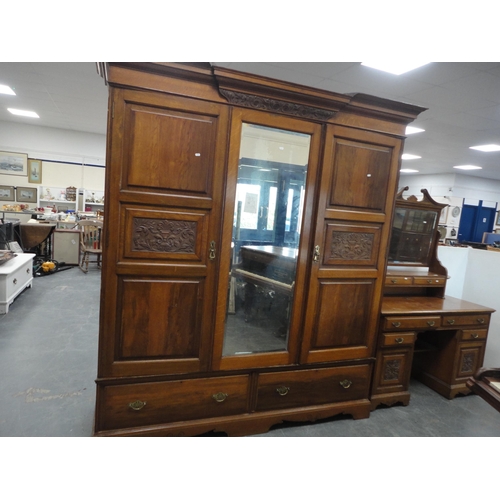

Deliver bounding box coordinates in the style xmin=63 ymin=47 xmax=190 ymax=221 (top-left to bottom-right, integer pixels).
xmin=212 ymin=109 xmax=322 ymax=371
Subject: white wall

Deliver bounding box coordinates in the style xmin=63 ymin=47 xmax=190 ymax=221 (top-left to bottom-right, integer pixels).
xmin=438 ymin=246 xmax=500 ymax=367
xmin=0 ymin=120 xmax=105 ymax=166
xmin=0 ymin=120 xmax=106 ymax=209
xmin=400 ymin=173 xmax=500 ymax=204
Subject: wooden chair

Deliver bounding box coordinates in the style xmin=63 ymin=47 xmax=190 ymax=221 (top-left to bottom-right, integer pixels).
xmin=78 ymin=220 xmax=103 ymax=273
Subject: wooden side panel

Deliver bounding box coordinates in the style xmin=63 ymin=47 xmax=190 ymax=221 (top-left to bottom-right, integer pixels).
xmin=125 ymin=105 xmax=215 ymax=194
xmin=97 ymin=88 xmax=229 ymax=378
xmin=119 ymin=278 xmax=203 ymax=359
xmin=312 ymin=280 xmax=374 ymax=348
xmin=329 ymin=139 xmax=392 ymax=212
xmin=301 ymin=125 xmax=402 ymax=364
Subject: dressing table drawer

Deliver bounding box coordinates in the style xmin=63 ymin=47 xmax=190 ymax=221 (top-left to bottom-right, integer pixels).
xmin=385 ymin=275 xmax=412 ymax=285
xmin=442 ymin=314 xmax=490 ymax=327
xmin=460 ymin=329 xmax=488 ymax=341
xmin=383 ymin=316 xmax=441 ymax=331
xmin=380 ymin=332 xmax=415 ymax=347
xmin=412 ymin=276 xmax=446 ymax=286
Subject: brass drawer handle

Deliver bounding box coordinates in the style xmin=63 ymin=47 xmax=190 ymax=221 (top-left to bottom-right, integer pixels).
xmin=339 ymin=379 xmax=352 ymax=389
xmin=447 ymin=319 xmax=455 ymax=325
xmin=427 ymin=279 xmax=432 ymax=283
xmin=477 ymin=318 xmax=485 ymax=324
xmin=276 ymin=386 xmax=290 ymax=396
xmin=395 ymin=337 xmax=404 ymax=344
xmin=427 ymin=320 xmax=435 ymax=327
xmin=26 ymin=268 xmax=30 ymax=274
xmin=471 ymin=333 xmax=479 ymax=339
xmin=212 ymin=392 xmax=228 ymax=403
xmin=391 ymin=279 xmax=398 ymax=284
xmin=129 ymin=400 xmax=146 ymax=411
xmin=391 ymin=321 xmax=401 ymax=328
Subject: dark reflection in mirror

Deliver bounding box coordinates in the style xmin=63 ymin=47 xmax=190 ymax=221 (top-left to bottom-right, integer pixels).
xmin=222 ymin=124 xmax=311 ymax=356
xmin=389 ymin=207 xmax=438 ymax=265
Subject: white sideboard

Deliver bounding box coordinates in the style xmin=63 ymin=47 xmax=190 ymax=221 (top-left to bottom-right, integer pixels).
xmin=0 ymin=253 xmax=35 ymax=314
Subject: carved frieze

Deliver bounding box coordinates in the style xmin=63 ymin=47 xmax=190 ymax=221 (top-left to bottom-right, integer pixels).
xmin=132 ymin=218 xmax=196 ymax=253
xmin=384 ymin=359 xmax=401 ymax=381
xmin=219 ymin=89 xmax=336 ymax=121
xmin=330 ymin=231 xmax=374 ymax=261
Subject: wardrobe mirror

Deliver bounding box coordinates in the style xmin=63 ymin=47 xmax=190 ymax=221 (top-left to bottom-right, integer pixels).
xmin=222 ymin=123 xmax=311 ymax=356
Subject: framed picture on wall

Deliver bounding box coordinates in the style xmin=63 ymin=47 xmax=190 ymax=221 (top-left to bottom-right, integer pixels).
xmin=16 ymin=186 xmax=37 ymax=203
xmin=496 ymin=211 xmax=500 ymax=226
xmin=28 ymin=159 xmax=42 ymax=184
xmin=0 ymin=185 xmax=15 ymax=202
xmin=0 ymin=151 xmax=28 ymax=176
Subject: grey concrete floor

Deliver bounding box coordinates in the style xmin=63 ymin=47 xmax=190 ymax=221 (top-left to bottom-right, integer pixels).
xmin=0 ymin=261 xmax=499 ymax=437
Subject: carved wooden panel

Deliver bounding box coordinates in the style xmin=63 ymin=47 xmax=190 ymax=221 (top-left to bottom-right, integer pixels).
xmin=118 ymin=278 xmax=204 ymax=360
xmin=132 ymin=218 xmax=196 ymax=254
xmin=384 ymin=359 xmax=401 ymax=381
xmin=323 ymin=222 xmax=381 ymax=267
xmin=124 ymin=104 xmax=217 ymax=195
xmin=457 ymin=346 xmax=483 ymax=378
xmin=372 ymin=349 xmax=413 ymax=393
xmin=311 ymin=279 xmax=375 ymax=349
xmin=329 ymin=138 xmax=392 ymax=211
xmin=122 ymin=207 xmax=208 ymax=262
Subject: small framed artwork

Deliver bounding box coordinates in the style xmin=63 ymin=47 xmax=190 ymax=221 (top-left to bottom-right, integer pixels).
xmin=28 ymin=159 xmax=42 ymax=184
xmin=16 ymin=186 xmax=38 ymax=203
xmin=0 ymin=185 xmax=15 ymax=202
xmin=0 ymin=151 xmax=28 ymax=176
xmin=496 ymin=211 xmax=500 ymax=226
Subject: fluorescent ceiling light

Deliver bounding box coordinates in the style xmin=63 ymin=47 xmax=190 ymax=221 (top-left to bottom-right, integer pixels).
xmin=406 ymin=126 xmax=425 ymax=135
xmin=400 ymin=169 xmax=419 ymax=173
xmin=8 ymin=108 xmax=39 ymax=118
xmin=469 ymin=144 xmax=500 ymax=152
xmin=402 ymin=154 xmax=421 ymax=160
xmin=361 ymin=62 xmax=431 ymax=75
xmin=0 ymin=84 xmax=15 ymax=95
xmin=453 ymin=165 xmax=482 ymax=170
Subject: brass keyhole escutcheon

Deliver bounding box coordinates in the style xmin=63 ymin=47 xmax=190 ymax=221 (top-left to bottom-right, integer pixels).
xmin=395 ymin=337 xmax=404 ymax=344
xmin=129 ymin=400 xmax=146 ymax=411
xmin=212 ymin=392 xmax=228 ymax=403
xmin=339 ymin=379 xmax=352 ymax=389
xmin=209 ymin=241 xmax=216 ymax=260
xmin=276 ymin=386 xmax=290 ymax=396
xmin=471 ymin=333 xmax=479 ymax=339
xmin=313 ymin=245 xmax=320 ymax=263
xmin=391 ymin=279 xmax=397 ymax=283
xmin=477 ymin=318 xmax=485 ymax=324
xmin=392 ymin=321 xmax=401 ymax=328
xmin=427 ymin=320 xmax=435 ymax=327
xmin=447 ymin=319 xmax=455 ymax=325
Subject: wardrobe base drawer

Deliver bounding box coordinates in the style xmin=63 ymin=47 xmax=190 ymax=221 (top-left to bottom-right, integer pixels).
xmin=255 ymin=364 xmax=371 ymax=412
xmin=96 ymin=375 xmax=250 ymax=432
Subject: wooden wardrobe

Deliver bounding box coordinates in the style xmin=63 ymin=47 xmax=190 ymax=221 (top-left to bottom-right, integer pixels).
xmin=93 ymin=62 xmax=425 ymax=436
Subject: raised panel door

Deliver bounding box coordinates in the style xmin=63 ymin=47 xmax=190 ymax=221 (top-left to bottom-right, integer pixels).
xmin=300 ymin=125 xmax=401 ymax=364
xmin=98 ymin=89 xmax=229 ymax=378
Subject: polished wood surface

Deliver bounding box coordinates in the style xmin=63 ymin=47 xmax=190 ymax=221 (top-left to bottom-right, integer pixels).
xmin=382 ymin=295 xmax=495 ymax=316
xmin=94 ymin=62 xmax=425 ymax=436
